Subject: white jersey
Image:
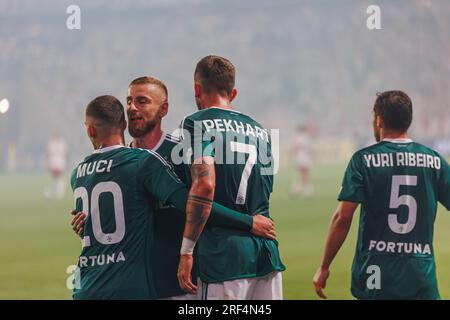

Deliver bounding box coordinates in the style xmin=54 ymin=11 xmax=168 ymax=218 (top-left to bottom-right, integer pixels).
xmin=47 ymin=137 xmax=68 ymax=171
xmin=292 ymin=133 xmax=312 ymax=168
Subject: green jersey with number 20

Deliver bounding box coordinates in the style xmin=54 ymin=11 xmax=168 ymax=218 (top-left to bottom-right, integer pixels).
xmin=181 ymin=107 xmax=286 ymax=283
xmin=339 ymin=139 xmax=450 ymax=300
xmin=70 ymin=145 xmax=185 ymax=299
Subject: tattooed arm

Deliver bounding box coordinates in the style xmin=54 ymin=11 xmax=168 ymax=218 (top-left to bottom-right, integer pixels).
xmin=178 ymin=156 xmax=216 ymax=294
xmin=183 ymin=157 xmax=216 ymax=241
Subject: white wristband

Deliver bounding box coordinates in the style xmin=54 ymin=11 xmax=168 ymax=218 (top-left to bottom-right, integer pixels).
xmin=180 ymin=237 xmax=196 ymax=255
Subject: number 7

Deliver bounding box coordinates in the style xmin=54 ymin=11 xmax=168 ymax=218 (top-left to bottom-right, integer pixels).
xmin=230 ymin=141 xmax=257 ymax=205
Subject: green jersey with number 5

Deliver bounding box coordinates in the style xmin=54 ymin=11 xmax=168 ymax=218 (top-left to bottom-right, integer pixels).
xmin=70 ymin=145 xmax=185 ymax=299
xmin=181 ymin=107 xmax=285 ymax=283
xmin=338 ymin=139 xmax=450 ymax=299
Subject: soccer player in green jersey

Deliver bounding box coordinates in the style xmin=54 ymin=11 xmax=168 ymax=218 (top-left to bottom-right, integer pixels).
xmin=313 ymin=91 xmax=450 ymax=300
xmin=125 ymin=76 xmax=273 ymax=298
xmin=126 ymin=76 xmax=191 ymax=299
xmin=177 ymin=55 xmax=285 ymax=299
xmin=71 ymin=86 xmax=275 ymax=299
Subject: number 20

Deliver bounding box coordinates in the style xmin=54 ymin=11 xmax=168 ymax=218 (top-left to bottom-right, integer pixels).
xmin=74 ymin=181 xmax=126 ymax=247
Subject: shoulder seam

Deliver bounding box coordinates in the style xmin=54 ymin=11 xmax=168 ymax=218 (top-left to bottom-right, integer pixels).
xmin=140 ymin=148 xmax=171 ymax=167
xmin=165 ymin=134 xmax=181 ymax=143
xmin=180 ymin=113 xmax=196 ymax=140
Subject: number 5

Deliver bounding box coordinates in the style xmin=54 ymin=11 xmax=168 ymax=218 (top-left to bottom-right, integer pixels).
xmin=388 ymin=175 xmax=417 ymax=234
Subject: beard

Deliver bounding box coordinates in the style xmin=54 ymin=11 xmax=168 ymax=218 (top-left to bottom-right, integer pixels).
xmin=128 ymin=118 xmax=158 ymax=138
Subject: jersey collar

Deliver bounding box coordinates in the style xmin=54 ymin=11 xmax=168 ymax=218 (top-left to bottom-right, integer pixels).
xmin=382 ymin=138 xmax=413 ymax=143
xmin=208 ymin=106 xmax=241 ymax=114
xmin=128 ymin=132 xmax=166 ymax=151
xmin=93 ymin=145 xmax=126 ymax=154
xmin=152 ymin=132 xmax=166 ymax=151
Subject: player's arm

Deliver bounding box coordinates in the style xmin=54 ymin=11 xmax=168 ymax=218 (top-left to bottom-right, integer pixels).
xmin=169 ymin=146 xmax=274 ymax=238
xmin=139 ymin=149 xmax=274 ymax=293
xmin=177 ymin=157 xmax=215 ymax=294
xmin=313 ymin=201 xmax=358 ymax=299
xmin=313 ymin=153 xmax=363 ymax=299
xmin=71 ymin=210 xmax=85 ymax=237
xmin=184 ymin=157 xmax=215 ymax=242
xmin=69 ymin=195 xmax=276 ymax=239
xmin=140 ymin=151 xmax=215 ymax=245
xmin=167 ymin=188 xmax=276 ymax=240
xmin=176 ymin=116 xmax=216 ymax=293
xmin=69 ymin=169 xmax=85 ymax=238
xmin=69 ymin=176 xmax=276 ymax=239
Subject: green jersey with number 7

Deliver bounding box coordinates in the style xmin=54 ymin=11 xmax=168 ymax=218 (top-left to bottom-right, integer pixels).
xmin=181 ymin=107 xmax=286 ymax=283
xmin=338 ymin=139 xmax=450 ymax=299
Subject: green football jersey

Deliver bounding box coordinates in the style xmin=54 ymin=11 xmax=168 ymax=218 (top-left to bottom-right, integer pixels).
xmin=70 ymin=145 xmax=185 ymax=299
xmin=338 ymin=139 xmax=450 ymax=300
xmin=180 ymin=107 xmax=286 ymax=283
xmin=145 ymin=133 xmax=190 ymax=299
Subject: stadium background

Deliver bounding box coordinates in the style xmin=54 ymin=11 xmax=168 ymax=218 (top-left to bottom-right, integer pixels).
xmin=0 ymin=0 xmax=449 ymax=299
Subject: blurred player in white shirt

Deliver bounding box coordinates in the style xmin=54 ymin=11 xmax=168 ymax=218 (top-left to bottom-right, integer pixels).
xmin=291 ymin=125 xmax=314 ymax=197
xmin=45 ymin=133 xmax=68 ymax=199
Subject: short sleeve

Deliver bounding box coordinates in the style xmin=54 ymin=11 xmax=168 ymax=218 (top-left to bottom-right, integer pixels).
xmin=139 ymin=151 xmax=186 ymax=203
xmin=70 ymin=168 xmax=77 ymax=191
xmin=181 ymin=116 xmax=215 ymax=165
xmin=338 ymin=153 xmax=365 ymax=203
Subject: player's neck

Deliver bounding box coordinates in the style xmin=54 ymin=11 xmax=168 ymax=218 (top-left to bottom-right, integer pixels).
xmin=131 ymin=126 xmax=164 ymax=150
xmin=97 ymin=135 xmax=124 ymax=149
xmin=199 ymin=94 xmax=232 ymax=110
xmin=380 ymin=129 xmax=409 ymax=141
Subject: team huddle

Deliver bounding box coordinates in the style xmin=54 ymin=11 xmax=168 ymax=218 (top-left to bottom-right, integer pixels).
xmin=70 ymin=56 xmax=284 ymax=300
xmin=69 ymin=55 xmax=450 ymax=300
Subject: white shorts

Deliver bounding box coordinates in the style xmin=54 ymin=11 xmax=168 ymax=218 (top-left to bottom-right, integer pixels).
xmin=197 ymin=271 xmax=283 ymax=300
xmin=159 ymin=293 xmax=197 ymax=300
xmin=295 ymin=155 xmax=312 ymax=169
xmin=48 ymin=157 xmax=67 ymax=172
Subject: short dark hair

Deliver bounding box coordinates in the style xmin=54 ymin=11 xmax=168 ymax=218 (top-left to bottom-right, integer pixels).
xmin=194 ymin=55 xmax=235 ymax=97
xmin=86 ymin=95 xmax=125 ymax=129
xmin=373 ymin=90 xmax=413 ymax=132
xmin=129 ymin=76 xmax=168 ymax=101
